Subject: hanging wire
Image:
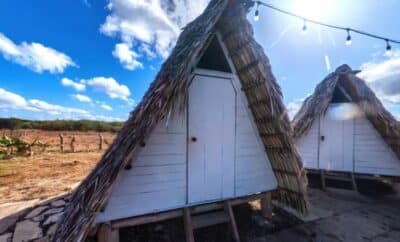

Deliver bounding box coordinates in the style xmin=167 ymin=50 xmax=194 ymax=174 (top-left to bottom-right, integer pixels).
xmin=253 ymin=0 xmax=400 ymax=50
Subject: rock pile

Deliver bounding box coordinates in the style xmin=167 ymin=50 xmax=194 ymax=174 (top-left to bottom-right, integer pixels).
xmin=0 ymin=193 xmax=70 ymax=242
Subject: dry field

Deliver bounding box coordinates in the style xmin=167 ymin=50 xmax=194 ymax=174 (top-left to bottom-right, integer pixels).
xmin=0 ymin=130 xmax=116 ymax=204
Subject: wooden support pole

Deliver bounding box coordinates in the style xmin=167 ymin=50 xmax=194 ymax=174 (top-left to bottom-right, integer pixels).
xmin=59 ymin=133 xmax=64 ymax=153
xmin=99 ymin=134 xmax=104 ymax=150
xmin=98 ymin=223 xmax=119 ymax=242
xmin=351 ymin=173 xmax=358 ymax=192
xmin=261 ymin=192 xmax=273 ymax=219
xmin=320 ymin=170 xmax=326 ymax=191
xmin=183 ymin=207 xmax=195 ymax=242
xmin=224 ymin=201 xmax=240 ymax=242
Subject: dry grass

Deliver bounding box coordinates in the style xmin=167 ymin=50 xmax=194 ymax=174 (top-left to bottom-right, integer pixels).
xmin=0 ymin=130 xmax=116 ymax=204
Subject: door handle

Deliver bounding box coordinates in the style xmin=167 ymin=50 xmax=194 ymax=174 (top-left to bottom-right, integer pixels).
xmin=321 ymin=136 xmax=325 ymax=141
xmin=191 ymin=137 xmax=197 ymax=142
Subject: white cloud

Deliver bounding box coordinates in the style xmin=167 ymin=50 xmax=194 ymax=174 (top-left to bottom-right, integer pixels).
xmin=100 ymin=0 xmax=208 ymax=68
xmin=28 ymin=99 xmax=89 ymax=116
xmin=61 ymin=78 xmax=86 ymax=91
xmin=0 ymin=88 xmax=37 ymax=111
xmin=287 ymin=100 xmax=302 ymax=120
xmin=0 ymin=88 xmax=89 ymax=117
xmin=358 ymin=50 xmax=400 ymax=105
xmin=112 ymin=42 xmax=143 ymax=70
xmin=287 ymin=95 xmax=310 ymax=120
xmin=100 ymin=103 xmax=113 ymax=111
xmin=0 ymin=88 xmax=128 ymax=121
xmin=83 ymin=76 xmax=131 ymax=101
xmin=71 ymin=94 xmax=92 ymax=103
xmin=94 ymin=115 xmax=126 ymax=122
xmin=0 ymin=33 xmax=76 ymax=73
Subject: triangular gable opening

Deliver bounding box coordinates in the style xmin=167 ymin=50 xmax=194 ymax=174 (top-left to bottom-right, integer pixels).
xmin=197 ymin=36 xmax=232 ymax=73
xmin=331 ymin=84 xmax=351 ymax=103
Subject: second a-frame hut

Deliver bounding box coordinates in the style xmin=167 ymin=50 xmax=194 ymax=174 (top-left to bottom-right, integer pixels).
xmin=293 ymin=64 xmax=400 ymax=183
xmin=53 ymin=0 xmax=307 ymax=241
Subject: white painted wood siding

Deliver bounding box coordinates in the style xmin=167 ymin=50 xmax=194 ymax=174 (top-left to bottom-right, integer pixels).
xmin=296 ymin=120 xmax=319 ymax=169
xmin=232 ymin=76 xmax=278 ymax=196
xmin=96 ymin=60 xmax=279 ymax=222
xmin=354 ymin=116 xmax=400 ymax=176
xmin=96 ymin=115 xmax=187 ymax=223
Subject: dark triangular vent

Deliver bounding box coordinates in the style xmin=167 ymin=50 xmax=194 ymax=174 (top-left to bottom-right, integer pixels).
xmin=197 ymin=37 xmax=232 ymax=73
xmin=331 ymin=85 xmax=351 ymax=103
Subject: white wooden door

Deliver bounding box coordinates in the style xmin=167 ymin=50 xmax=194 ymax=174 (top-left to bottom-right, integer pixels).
xmin=188 ymin=73 xmax=236 ymax=204
xmin=319 ymin=104 xmax=354 ymax=172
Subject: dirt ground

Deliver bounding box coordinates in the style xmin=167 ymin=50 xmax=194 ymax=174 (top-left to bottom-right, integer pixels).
xmin=116 ymin=185 xmax=400 ymax=242
xmin=0 ymin=151 xmax=103 ymax=204
xmin=257 ymin=187 xmax=400 ymax=242
xmin=0 ymin=130 xmax=115 ymax=204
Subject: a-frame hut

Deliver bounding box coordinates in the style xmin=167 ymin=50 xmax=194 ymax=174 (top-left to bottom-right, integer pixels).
xmin=53 ymin=0 xmax=308 ymax=241
xmin=293 ymin=64 xmax=400 ymax=184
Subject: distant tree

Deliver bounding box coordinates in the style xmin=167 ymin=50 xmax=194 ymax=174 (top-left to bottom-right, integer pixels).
xmin=0 ymin=118 xmax=124 ymax=132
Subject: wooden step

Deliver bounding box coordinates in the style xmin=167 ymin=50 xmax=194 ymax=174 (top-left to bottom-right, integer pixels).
xmin=324 ymin=174 xmax=353 ymax=181
xmin=183 ymin=201 xmax=241 ymax=242
xmin=191 ymin=211 xmax=230 ymax=229
xmin=320 ymin=170 xmax=358 ymax=192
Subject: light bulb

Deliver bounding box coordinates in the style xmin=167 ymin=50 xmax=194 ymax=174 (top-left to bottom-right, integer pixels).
xmin=345 ymin=29 xmax=352 ymax=45
xmin=385 ymin=39 xmax=392 ymax=55
xmin=254 ymin=9 xmax=260 ymax=21
xmin=302 ymin=19 xmax=307 ymax=32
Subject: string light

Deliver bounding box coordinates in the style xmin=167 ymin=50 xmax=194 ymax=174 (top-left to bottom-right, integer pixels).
xmin=254 ymin=1 xmax=260 ymax=21
xmin=345 ymin=29 xmax=352 ymax=45
xmin=302 ymin=19 xmax=307 ymax=32
xmin=253 ymin=0 xmax=399 ymax=52
xmin=385 ymin=39 xmax=392 ymax=54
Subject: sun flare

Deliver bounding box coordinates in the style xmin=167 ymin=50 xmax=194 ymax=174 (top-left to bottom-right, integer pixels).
xmin=292 ymin=0 xmax=334 ymax=21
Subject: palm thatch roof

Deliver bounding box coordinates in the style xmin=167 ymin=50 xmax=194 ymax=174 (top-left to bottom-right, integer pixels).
xmin=52 ymin=0 xmax=308 ymax=241
xmin=292 ymin=64 xmax=400 ymax=159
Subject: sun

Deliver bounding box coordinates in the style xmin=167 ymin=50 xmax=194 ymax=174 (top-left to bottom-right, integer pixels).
xmin=292 ymin=0 xmax=334 ymax=21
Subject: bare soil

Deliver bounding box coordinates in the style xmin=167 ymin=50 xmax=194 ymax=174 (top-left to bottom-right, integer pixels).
xmin=0 ymin=130 xmax=116 ymax=204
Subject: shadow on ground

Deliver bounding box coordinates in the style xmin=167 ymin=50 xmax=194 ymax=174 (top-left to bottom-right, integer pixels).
xmin=103 ymin=177 xmax=400 ymax=242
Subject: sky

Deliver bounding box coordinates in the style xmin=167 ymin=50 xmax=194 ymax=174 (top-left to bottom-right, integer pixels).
xmin=0 ymin=0 xmax=399 ymax=122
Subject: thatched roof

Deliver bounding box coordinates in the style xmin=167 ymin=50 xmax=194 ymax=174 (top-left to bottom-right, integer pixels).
xmin=52 ymin=0 xmax=308 ymax=241
xmin=293 ymin=64 xmax=400 ymax=159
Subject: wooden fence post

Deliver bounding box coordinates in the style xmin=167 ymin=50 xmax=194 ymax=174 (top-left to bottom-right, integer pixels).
xmin=99 ymin=134 xmax=103 ymax=150
xmin=70 ymin=135 xmax=76 ymax=153
xmin=59 ymin=134 xmax=64 ymax=153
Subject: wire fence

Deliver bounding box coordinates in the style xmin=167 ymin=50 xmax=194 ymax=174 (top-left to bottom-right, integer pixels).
xmin=0 ymin=129 xmax=117 ymax=154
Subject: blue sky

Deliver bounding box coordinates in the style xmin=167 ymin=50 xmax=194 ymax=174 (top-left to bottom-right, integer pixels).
xmin=0 ymin=0 xmax=399 ymax=121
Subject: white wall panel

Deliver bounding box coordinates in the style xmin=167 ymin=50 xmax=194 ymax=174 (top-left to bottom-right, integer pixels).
xmin=354 ymin=116 xmax=400 ymax=176
xmin=296 ymin=120 xmax=319 ymax=169
xmin=96 ymin=115 xmax=187 ymax=223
